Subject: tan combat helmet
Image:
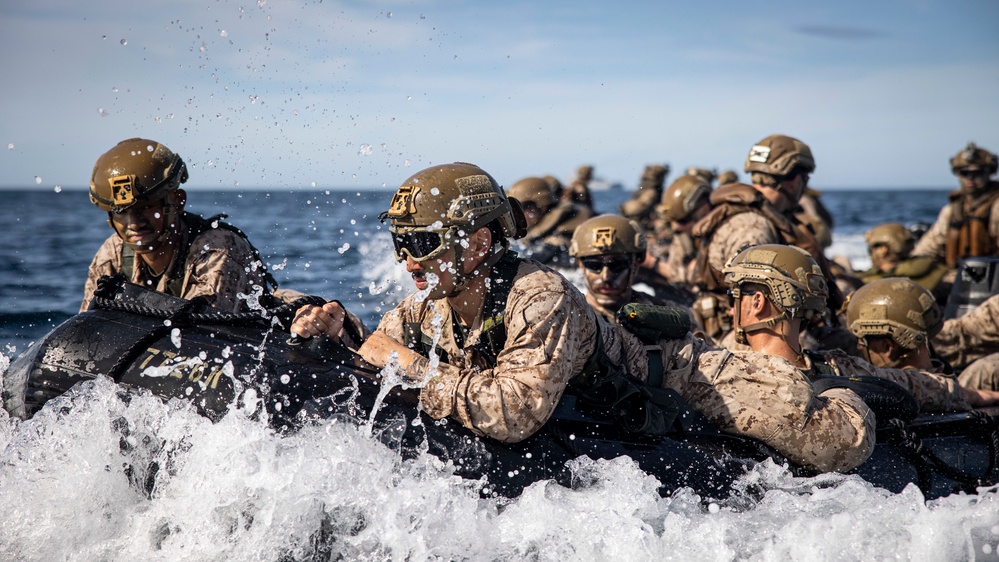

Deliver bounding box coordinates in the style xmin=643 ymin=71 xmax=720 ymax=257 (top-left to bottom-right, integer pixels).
xmin=865 ymin=223 xmax=915 ymax=259
xmin=686 ymin=167 xmax=716 ymax=184
xmin=508 ymin=176 xmax=557 ymax=210
xmin=659 ymin=175 xmax=712 ymax=222
xmin=575 ymin=165 xmax=594 ymax=182
xmin=569 ymin=214 xmax=646 ymax=259
xmin=744 ymin=134 xmax=815 ymax=178
xmin=716 ymin=170 xmax=739 ymax=185
xmin=380 ymin=162 xmax=525 ymax=268
xmin=950 ymin=142 xmax=998 ymax=175
xmin=641 ymin=164 xmax=670 ymax=189
xmin=89 ymin=138 xmax=188 ymax=213
xmin=846 ymin=277 xmax=943 ymax=352
xmin=723 ymin=244 xmax=829 ymax=343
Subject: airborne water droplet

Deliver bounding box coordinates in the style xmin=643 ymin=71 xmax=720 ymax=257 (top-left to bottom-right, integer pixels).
xmin=34 ymin=176 xmax=42 ymax=185
xmin=120 ymin=38 xmax=127 ymax=45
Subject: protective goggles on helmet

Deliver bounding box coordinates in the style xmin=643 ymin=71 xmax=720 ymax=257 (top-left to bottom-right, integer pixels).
xmin=390 ymin=226 xmax=458 ymax=263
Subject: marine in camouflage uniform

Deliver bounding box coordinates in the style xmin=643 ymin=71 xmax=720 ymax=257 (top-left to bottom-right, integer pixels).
xmin=857 ymin=223 xmax=949 ymax=297
xmin=506 ymin=176 xmax=593 ymax=267
xmin=725 ymin=249 xmax=997 ymax=414
xmin=932 ymin=293 xmax=999 ymax=391
xmin=619 ymin=164 xmax=670 ymax=231
xmin=293 ymin=164 xmax=875 ymax=473
xmin=82 ymin=138 xmax=286 ymax=314
xmin=568 ymin=214 xmax=692 ymax=325
xmin=689 ymin=135 xmax=845 ymax=344
xmin=646 ymin=175 xmax=714 ymax=292
xmin=562 ymin=164 xmax=596 ymax=211
xmin=913 ymin=143 xmax=999 ymax=268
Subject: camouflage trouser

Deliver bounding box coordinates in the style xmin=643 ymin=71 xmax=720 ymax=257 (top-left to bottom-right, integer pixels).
xmin=690 ymin=292 xmax=732 ymax=342
xmin=957 ymin=353 xmax=999 ymax=391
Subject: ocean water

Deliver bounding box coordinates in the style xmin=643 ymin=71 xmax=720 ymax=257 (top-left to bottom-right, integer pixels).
xmin=4 ymin=186 xmax=999 ymax=561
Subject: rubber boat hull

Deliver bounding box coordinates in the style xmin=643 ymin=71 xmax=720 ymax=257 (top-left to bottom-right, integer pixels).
xmin=4 ymin=284 xmax=998 ymax=500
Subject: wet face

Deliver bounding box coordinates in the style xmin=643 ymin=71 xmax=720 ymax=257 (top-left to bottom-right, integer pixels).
xmin=956 ymin=167 xmax=989 ymax=192
xmin=405 ymin=247 xmax=459 ymax=301
xmin=109 ymin=193 xmax=181 ymax=255
xmin=578 ymin=254 xmax=637 ymax=309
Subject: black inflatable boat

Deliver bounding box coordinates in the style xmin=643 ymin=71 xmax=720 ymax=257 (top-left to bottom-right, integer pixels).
xmin=3 ymin=280 xmax=998 ymax=501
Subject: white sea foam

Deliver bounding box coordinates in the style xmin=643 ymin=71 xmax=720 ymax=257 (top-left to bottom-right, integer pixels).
xmin=1 ymin=376 xmax=997 ymax=561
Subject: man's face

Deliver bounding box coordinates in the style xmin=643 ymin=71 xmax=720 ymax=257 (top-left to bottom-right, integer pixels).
xmin=405 ymin=246 xmax=460 ymax=301
xmin=578 ymin=253 xmax=636 ymax=309
xmin=868 ymin=243 xmax=893 ymax=272
xmin=109 ymin=196 xmax=173 ymax=254
xmin=956 ymin=167 xmax=989 ymax=192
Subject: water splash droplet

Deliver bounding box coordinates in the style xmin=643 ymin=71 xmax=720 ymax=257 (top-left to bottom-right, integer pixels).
xmin=34 ymin=176 xmax=42 ymax=185
xmin=7 ymin=143 xmax=13 ymax=150
xmin=54 ymin=186 xmax=63 ymax=193
xmin=98 ymin=108 xmax=108 ymax=117
xmin=358 ymin=144 xmax=373 ymax=156
xmin=220 ymin=29 xmax=228 ymax=37
xmin=120 ymin=38 xmax=127 ymax=46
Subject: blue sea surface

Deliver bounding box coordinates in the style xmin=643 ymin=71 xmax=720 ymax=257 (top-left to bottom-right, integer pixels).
xmin=0 ymin=186 xmax=949 ymax=353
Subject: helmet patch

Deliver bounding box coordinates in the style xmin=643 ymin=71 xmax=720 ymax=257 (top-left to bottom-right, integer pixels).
xmin=592 ymin=227 xmax=617 ymax=251
xmin=748 ymin=145 xmax=771 ymax=163
xmin=387 ymin=185 xmax=420 ymax=218
xmin=110 ymin=175 xmax=136 ymax=207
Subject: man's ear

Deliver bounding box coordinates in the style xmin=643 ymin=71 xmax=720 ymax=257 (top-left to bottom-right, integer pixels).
xmin=463 ymin=226 xmax=493 ymax=272
xmin=750 ymin=290 xmax=769 ymax=314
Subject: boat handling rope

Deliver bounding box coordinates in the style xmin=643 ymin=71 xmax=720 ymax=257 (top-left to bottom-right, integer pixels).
xmin=887 ymin=412 xmax=999 ymax=494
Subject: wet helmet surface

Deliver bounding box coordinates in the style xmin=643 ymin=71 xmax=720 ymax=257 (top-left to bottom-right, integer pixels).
xmin=89 ymin=138 xmax=188 ymax=212
xmin=846 ymin=277 xmax=943 ymax=350
xmin=569 ymin=214 xmax=647 ymax=258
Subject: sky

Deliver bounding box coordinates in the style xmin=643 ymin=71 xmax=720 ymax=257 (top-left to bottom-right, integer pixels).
xmin=1 ymin=0 xmax=998 ymax=191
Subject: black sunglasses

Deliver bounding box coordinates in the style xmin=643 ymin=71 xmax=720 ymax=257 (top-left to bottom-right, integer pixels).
xmin=580 ymin=257 xmax=632 ymax=274
xmin=958 ymin=169 xmax=984 ymax=178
